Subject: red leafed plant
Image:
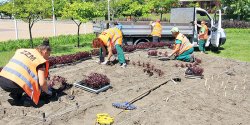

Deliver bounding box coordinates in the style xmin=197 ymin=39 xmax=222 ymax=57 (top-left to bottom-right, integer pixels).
xmin=190 ymin=66 xmax=204 ymax=76
xmin=123 ymin=45 xmax=136 ymax=52
xmin=195 ymin=58 xmax=202 ymax=64
xmin=148 ymin=50 xmax=158 ymax=56
xmin=83 ymin=73 xmax=110 ymax=89
xmin=48 ymin=51 xmax=91 ymax=67
xmin=49 ymin=76 xmax=67 ymax=88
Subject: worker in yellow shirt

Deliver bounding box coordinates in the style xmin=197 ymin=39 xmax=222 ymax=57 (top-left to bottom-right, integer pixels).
xmin=0 ymin=39 xmax=52 ymax=106
xmin=151 ymin=19 xmax=162 ymax=42
xmin=168 ymin=27 xmax=195 ymax=62
xmin=92 ymin=27 xmax=126 ymax=68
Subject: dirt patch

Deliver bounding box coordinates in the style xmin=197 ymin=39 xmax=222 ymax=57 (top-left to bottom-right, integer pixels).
xmin=0 ymin=49 xmax=249 ymax=125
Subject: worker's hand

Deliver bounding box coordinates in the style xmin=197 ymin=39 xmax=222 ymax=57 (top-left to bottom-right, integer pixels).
xmin=101 ymin=60 xmax=108 ymax=65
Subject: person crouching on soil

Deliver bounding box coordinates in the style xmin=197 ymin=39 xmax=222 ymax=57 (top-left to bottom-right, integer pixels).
xmin=0 ymin=38 xmax=52 ymax=106
xmin=92 ymin=27 xmax=127 ymax=68
xmin=168 ymin=27 xmax=195 ymax=62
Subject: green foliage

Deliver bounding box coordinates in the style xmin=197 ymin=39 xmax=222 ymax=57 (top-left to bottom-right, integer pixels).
xmin=0 ymin=2 xmax=12 ymax=18
xmin=209 ymin=28 xmax=250 ymax=62
xmin=60 ymin=1 xmax=102 ymax=47
xmin=222 ymin=0 xmax=250 ymax=21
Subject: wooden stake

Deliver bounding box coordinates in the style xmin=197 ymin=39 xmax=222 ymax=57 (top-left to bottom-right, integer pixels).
xmin=234 ymin=85 xmax=237 ymax=90
xmin=221 ymin=81 xmax=224 ymax=88
xmin=205 ymin=79 xmax=208 ymax=87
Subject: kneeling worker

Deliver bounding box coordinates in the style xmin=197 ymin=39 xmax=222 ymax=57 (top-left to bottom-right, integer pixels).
xmin=92 ymin=27 xmax=126 ymax=68
xmin=168 ymin=27 xmax=195 ymax=62
xmin=0 ymin=39 xmax=52 ymax=106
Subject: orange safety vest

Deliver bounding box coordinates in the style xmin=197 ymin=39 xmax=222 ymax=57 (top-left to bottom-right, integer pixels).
xmin=0 ymin=49 xmax=48 ymax=105
xmin=151 ymin=22 xmax=162 ymax=37
xmin=175 ymin=33 xmax=193 ymax=55
xmin=199 ymin=25 xmax=208 ymax=40
xmin=99 ymin=27 xmax=123 ymax=47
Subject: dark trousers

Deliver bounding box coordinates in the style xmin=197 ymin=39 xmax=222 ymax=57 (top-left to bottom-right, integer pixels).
xmin=0 ymin=76 xmax=24 ymax=100
xmin=153 ymin=36 xmax=160 ymax=42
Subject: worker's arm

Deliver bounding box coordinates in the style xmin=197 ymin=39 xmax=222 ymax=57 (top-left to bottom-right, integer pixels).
xmin=169 ymin=44 xmax=180 ymax=56
xmin=194 ymin=21 xmax=202 ymax=27
xmin=37 ymin=67 xmax=51 ymax=94
xmin=106 ymin=42 xmax=113 ymax=61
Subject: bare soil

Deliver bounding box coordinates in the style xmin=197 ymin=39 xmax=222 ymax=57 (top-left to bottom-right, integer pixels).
xmin=0 ymin=49 xmax=249 ymax=125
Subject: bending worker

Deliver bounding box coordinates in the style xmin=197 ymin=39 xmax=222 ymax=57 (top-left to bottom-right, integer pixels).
xmin=196 ymin=20 xmax=208 ymax=53
xmin=0 ymin=39 xmax=52 ymax=106
xmin=168 ymin=27 xmax=195 ymax=62
xmin=151 ymin=19 xmax=162 ymax=42
xmin=92 ymin=27 xmax=127 ymax=68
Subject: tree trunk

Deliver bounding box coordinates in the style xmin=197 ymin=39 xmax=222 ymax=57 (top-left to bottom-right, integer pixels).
xmin=28 ymin=20 xmax=33 ymax=48
xmin=77 ymin=23 xmax=82 ymax=48
xmin=160 ymin=12 xmax=163 ymax=21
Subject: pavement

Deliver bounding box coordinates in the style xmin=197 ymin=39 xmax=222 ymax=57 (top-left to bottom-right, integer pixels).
xmin=0 ymin=19 xmax=94 ymax=42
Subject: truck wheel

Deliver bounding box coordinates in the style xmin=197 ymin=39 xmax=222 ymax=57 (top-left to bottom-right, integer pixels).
xmin=210 ymin=44 xmax=219 ymax=52
xmin=134 ymin=38 xmax=150 ymax=45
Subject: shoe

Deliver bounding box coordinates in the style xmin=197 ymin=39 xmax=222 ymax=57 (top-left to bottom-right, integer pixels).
xmin=120 ymin=63 xmax=127 ymax=68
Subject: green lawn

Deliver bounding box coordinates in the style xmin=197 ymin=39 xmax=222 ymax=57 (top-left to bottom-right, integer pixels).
xmin=0 ymin=34 xmax=95 ymax=67
xmin=209 ymin=28 xmax=250 ymax=62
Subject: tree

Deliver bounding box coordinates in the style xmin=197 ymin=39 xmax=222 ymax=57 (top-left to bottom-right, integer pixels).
xmin=60 ymin=1 xmax=102 ymax=47
xmin=222 ymin=0 xmax=250 ymax=21
xmin=153 ymin=0 xmax=179 ymax=20
xmin=12 ymin=0 xmax=50 ymax=48
xmin=0 ymin=2 xmax=12 ymax=19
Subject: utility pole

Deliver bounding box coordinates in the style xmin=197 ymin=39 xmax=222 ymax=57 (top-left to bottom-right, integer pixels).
xmin=108 ymin=0 xmax=110 ymax=22
xmin=13 ymin=0 xmax=19 ymax=40
xmin=52 ymin=0 xmax=56 ymax=36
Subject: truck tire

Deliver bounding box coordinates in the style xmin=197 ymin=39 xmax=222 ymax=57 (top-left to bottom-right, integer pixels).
xmin=134 ymin=38 xmax=150 ymax=45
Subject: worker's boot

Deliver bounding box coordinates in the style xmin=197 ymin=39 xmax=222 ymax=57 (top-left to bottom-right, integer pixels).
xmin=8 ymin=93 xmax=23 ymax=106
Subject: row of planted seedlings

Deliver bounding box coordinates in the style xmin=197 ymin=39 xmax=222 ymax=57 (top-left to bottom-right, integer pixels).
xmin=174 ymin=58 xmax=204 ymax=76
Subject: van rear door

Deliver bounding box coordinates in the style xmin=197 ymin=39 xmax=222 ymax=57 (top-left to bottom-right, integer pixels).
xmin=211 ymin=10 xmax=222 ymax=47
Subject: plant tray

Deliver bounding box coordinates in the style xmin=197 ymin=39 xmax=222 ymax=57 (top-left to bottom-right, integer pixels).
xmin=74 ymin=81 xmax=111 ymax=94
xmin=185 ymin=74 xmax=204 ymax=79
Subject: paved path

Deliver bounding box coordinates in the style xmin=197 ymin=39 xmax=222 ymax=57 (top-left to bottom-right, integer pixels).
xmin=0 ymin=19 xmax=93 ymax=42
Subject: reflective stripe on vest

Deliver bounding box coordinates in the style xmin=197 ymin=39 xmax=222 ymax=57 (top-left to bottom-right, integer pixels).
xmin=151 ymin=22 xmax=162 ymax=37
xmin=199 ymin=25 xmax=208 ymax=40
xmin=0 ymin=49 xmax=47 ymax=105
xmin=176 ymin=33 xmax=193 ymax=54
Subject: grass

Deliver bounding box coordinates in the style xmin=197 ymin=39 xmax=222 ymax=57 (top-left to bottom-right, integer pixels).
xmin=0 ymin=34 xmax=95 ymax=66
xmin=209 ymin=28 xmax=250 ymax=62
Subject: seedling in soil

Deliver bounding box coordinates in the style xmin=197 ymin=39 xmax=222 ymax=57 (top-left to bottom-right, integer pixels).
xmin=137 ymin=61 xmax=141 ymax=66
xmin=132 ymin=61 xmax=136 ymax=66
xmin=158 ymin=52 xmax=162 ymax=55
xmin=195 ymin=58 xmax=202 ymax=64
xmin=175 ymin=63 xmax=179 ymax=67
xmin=180 ymin=63 xmax=185 ymax=68
xmin=49 ymin=76 xmax=67 ymax=90
xmin=148 ymin=50 xmax=158 ymax=56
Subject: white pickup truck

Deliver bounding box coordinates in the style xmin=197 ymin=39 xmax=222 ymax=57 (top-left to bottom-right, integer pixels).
xmin=93 ymin=7 xmax=226 ymax=50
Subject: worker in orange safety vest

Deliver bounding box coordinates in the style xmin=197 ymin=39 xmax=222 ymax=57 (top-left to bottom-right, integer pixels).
xmin=168 ymin=27 xmax=195 ymax=62
xmin=92 ymin=27 xmax=126 ymax=68
xmin=151 ymin=19 xmax=162 ymax=42
xmin=0 ymin=38 xmax=52 ymax=106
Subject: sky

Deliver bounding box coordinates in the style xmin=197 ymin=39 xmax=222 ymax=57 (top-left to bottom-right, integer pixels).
xmin=0 ymin=0 xmax=8 ymax=3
